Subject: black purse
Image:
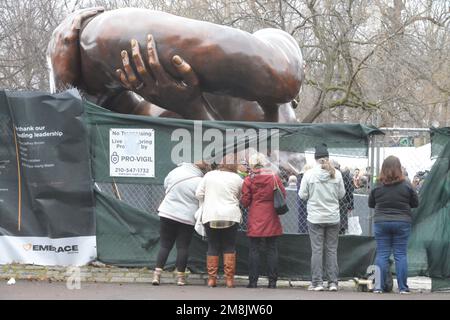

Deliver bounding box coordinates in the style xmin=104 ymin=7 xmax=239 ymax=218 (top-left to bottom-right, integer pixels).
xmin=273 ymin=175 xmax=289 ymax=215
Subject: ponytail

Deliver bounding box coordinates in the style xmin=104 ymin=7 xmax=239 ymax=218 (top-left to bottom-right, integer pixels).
xmin=318 ymin=158 xmax=335 ymax=179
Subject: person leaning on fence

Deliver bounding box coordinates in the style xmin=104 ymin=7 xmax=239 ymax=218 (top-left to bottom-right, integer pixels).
xmin=368 ymin=155 xmax=419 ymax=294
xmin=240 ymin=153 xmax=285 ymax=289
xmin=153 ymin=161 xmax=211 ymax=286
xmin=298 ymin=144 xmax=345 ymax=292
xmin=195 ymin=161 xmax=243 ymax=288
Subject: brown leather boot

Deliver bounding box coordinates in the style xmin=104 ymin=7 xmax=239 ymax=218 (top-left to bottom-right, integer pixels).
xmin=223 ymin=253 xmax=236 ymax=288
xmin=207 ymin=256 xmax=219 ymax=287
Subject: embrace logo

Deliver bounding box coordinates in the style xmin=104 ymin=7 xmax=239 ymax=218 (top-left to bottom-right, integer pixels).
xmin=22 ymin=243 xmax=79 ymax=254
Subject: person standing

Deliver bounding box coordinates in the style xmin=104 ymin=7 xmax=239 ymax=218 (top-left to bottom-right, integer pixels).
xmin=330 ymin=161 xmax=355 ymax=235
xmin=298 ymin=144 xmax=345 ymax=291
xmin=352 ymin=168 xmax=361 ymax=189
xmin=241 ymin=153 xmax=285 ymax=289
xmin=195 ymin=162 xmax=243 ymax=288
xmin=368 ymin=155 xmax=419 ymax=294
xmin=153 ymin=162 xmax=210 ymax=286
xmin=296 ymin=164 xmax=312 ymax=234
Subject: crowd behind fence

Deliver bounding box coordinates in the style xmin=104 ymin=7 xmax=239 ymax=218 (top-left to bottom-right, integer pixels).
xmin=97 ymin=128 xmax=432 ymax=238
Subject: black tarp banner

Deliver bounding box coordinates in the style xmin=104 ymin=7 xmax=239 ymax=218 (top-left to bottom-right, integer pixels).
xmin=0 ymin=90 xmax=95 ymax=266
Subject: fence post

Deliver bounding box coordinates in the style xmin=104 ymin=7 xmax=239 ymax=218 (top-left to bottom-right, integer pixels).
xmin=369 ymin=134 xmax=376 ymax=237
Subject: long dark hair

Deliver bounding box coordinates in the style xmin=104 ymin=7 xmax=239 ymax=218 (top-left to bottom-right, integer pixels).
xmin=378 ymin=155 xmax=405 ymax=185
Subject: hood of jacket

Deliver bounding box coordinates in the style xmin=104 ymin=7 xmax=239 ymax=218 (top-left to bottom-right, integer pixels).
xmin=178 ymin=162 xmax=203 ymax=177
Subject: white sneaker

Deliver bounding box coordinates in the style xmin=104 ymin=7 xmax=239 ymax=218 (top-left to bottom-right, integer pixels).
xmin=373 ymin=289 xmax=383 ymax=294
xmin=329 ymin=283 xmax=338 ymax=292
xmin=308 ymin=285 xmax=324 ymax=291
xmin=400 ymin=290 xmax=411 ymax=295
xmin=152 ymin=268 xmax=162 ymax=286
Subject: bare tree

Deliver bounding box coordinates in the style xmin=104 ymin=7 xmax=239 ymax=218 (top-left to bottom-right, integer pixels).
xmin=0 ymin=0 xmax=448 ymax=127
xmin=0 ymin=0 xmax=65 ymax=90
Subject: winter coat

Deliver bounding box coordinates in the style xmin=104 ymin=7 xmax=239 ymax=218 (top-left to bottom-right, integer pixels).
xmin=241 ymin=168 xmax=285 ymax=237
xmin=158 ymin=163 xmax=204 ymax=225
xmin=298 ymin=164 xmax=346 ymax=224
xmin=195 ymin=170 xmax=243 ymax=225
xmin=368 ymin=180 xmax=419 ymax=223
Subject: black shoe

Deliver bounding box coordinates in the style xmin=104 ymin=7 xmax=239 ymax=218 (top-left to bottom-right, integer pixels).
xmin=247 ymin=283 xmax=257 ymax=288
xmin=268 ymin=282 xmax=277 ymax=289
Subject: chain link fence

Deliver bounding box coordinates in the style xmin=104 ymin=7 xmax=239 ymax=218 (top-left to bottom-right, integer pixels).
xmin=96 ymin=128 xmax=433 ymax=237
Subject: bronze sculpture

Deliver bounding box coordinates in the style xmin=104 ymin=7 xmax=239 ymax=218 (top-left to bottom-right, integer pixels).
xmin=47 ymin=7 xmax=306 ymax=176
xmin=48 ymin=7 xmax=304 ymax=121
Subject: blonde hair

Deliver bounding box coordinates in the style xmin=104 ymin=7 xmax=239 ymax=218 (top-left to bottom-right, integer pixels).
xmin=317 ymin=158 xmax=336 ymax=179
xmin=218 ymin=163 xmax=238 ymax=172
xmin=288 ymin=175 xmax=297 ymax=185
xmin=194 ymin=161 xmax=211 ymax=174
xmin=249 ymin=152 xmax=269 ymax=169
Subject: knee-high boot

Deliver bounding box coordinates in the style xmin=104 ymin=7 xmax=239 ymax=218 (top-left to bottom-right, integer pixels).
xmin=207 ymin=256 xmax=219 ymax=287
xmin=224 ymin=253 xmax=236 ymax=288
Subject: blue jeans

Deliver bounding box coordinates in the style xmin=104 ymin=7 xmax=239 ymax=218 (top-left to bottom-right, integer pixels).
xmin=374 ymin=221 xmax=411 ymax=292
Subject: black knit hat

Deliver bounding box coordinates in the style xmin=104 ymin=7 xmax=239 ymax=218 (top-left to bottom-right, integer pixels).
xmin=314 ymin=143 xmax=329 ymax=159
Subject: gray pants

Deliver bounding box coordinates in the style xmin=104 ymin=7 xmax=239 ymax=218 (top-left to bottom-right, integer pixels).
xmin=308 ymin=221 xmax=340 ymax=286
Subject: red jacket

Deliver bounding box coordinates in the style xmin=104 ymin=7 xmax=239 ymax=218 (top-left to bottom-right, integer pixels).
xmin=241 ymin=169 xmax=285 ymax=237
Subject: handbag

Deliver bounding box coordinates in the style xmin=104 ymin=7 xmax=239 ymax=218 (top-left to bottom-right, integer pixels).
xmin=346 ymin=211 xmax=362 ymax=235
xmin=194 ymin=200 xmax=207 ymax=238
xmin=273 ymin=175 xmax=289 ymax=215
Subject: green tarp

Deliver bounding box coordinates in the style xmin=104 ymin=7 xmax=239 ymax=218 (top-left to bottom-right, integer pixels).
xmin=88 ymin=101 xmax=449 ymax=287
xmin=95 ymin=189 xmax=376 ymax=279
xmin=430 ymin=127 xmax=450 ymax=159
xmin=86 ymin=101 xmax=380 ymax=279
xmin=409 ymin=130 xmax=450 ymax=291
xmin=84 ymin=101 xmax=381 ymax=185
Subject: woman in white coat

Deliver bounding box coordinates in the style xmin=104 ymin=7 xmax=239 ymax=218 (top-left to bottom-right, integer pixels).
xmin=196 ymin=163 xmax=243 ymax=288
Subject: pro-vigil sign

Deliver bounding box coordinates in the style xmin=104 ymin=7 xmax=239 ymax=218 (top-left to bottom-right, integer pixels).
xmin=110 ymin=128 xmax=155 ymax=178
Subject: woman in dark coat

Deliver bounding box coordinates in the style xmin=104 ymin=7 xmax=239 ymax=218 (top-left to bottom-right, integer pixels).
xmin=241 ymin=153 xmax=285 ymax=288
xmin=368 ymin=156 xmax=419 ymax=294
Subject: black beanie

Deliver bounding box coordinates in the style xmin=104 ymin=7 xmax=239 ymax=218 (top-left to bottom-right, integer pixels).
xmin=314 ymin=143 xmax=329 ymax=159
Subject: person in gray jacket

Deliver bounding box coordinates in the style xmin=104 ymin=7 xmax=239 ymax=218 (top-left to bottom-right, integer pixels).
xmin=298 ymin=144 xmax=345 ymax=291
xmin=152 ymin=161 xmax=210 ymax=286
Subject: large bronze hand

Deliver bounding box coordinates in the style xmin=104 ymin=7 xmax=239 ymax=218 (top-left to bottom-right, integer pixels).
xmin=116 ymin=34 xmax=214 ymax=119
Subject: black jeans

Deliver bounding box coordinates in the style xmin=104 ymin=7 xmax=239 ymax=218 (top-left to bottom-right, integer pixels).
xmin=156 ymin=216 xmax=194 ymax=272
xmin=204 ymin=223 xmax=238 ymax=256
xmin=248 ymin=236 xmax=278 ymax=284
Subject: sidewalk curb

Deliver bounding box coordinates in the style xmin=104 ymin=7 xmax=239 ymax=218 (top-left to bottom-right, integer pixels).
xmin=0 ymin=263 xmax=432 ymax=292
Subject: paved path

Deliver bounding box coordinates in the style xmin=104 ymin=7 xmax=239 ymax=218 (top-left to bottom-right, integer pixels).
xmin=1 ymin=280 xmax=449 ymax=300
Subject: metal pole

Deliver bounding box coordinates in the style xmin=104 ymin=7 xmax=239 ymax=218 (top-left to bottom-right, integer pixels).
xmin=369 ymin=135 xmax=376 ymax=237
xmin=379 ymin=127 xmax=430 ymax=132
